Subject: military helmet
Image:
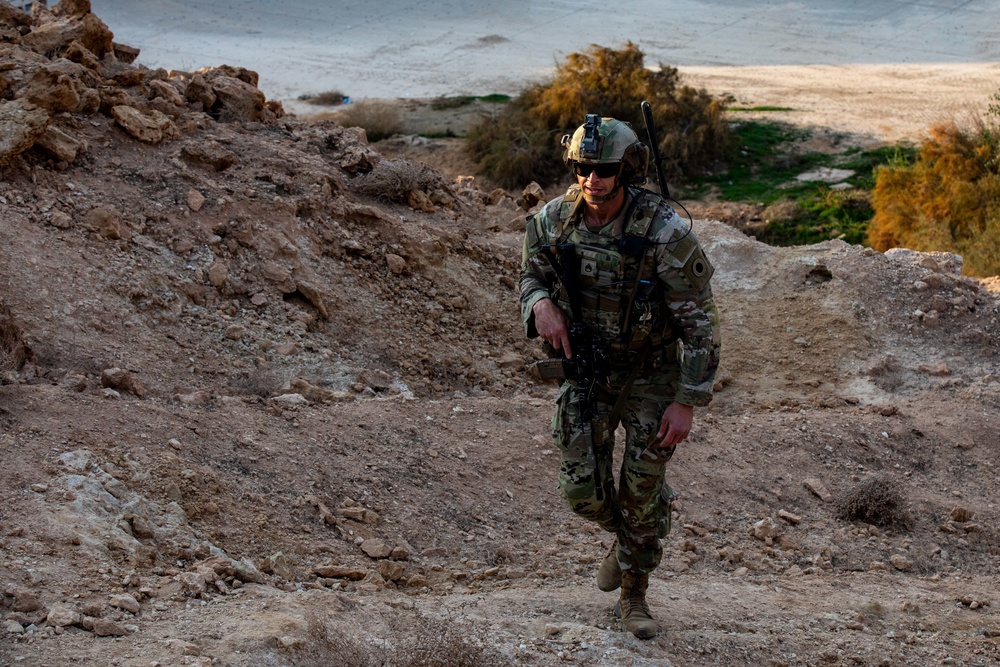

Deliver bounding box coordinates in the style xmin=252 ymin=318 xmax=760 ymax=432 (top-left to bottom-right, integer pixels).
xmin=562 ymin=115 xmax=649 ymax=186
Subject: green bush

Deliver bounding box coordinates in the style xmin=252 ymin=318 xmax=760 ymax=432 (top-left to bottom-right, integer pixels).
xmin=868 ymin=119 xmax=1000 ymax=277
xmin=467 ymin=42 xmax=729 ymax=189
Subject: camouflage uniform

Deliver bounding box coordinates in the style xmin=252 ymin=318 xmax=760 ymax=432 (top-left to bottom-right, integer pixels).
xmin=520 ymin=183 xmax=720 ymax=574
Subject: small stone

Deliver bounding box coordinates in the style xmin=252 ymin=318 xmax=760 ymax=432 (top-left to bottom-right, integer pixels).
xmin=11 ymin=588 xmax=42 ymax=612
xmin=803 ymin=478 xmax=833 ymax=502
xmin=4 ymin=619 xmax=25 ymax=634
xmin=378 ymin=560 xmax=406 ymax=582
xmin=90 ymin=617 xmax=129 ymax=636
xmin=109 ymin=594 xmax=140 ymax=614
xmin=889 ymin=554 xmax=913 ymax=572
xmin=751 ymin=517 xmax=782 ymax=541
xmin=47 ymin=605 xmax=81 ymax=628
xmin=385 ymin=253 xmax=407 ymax=274
xmin=176 ymin=571 xmax=207 ymax=596
xmin=361 ymin=539 xmax=392 ymax=559
xmin=187 ymin=189 xmax=206 ymax=211
xmin=778 ymin=510 xmax=801 ymax=524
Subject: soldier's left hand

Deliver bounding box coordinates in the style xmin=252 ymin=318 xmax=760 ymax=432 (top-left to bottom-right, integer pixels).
xmin=652 ymin=402 xmax=694 ymax=448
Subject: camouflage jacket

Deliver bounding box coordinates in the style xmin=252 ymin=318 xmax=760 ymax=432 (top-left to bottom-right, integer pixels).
xmin=519 ymin=185 xmax=721 ymax=407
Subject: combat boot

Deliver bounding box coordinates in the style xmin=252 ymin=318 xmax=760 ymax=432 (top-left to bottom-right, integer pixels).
xmin=614 ymin=571 xmax=657 ymax=639
xmin=596 ymin=538 xmax=622 ymax=592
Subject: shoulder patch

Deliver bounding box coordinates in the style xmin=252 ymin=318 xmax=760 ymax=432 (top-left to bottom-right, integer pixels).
xmin=683 ymin=246 xmax=714 ymax=290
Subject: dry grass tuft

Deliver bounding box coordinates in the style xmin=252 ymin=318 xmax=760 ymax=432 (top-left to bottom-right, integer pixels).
xmin=285 ymin=611 xmax=515 ymax=667
xmin=335 ymin=101 xmax=402 ymax=142
xmin=305 ymin=90 xmax=347 ymax=106
xmin=836 ymin=473 xmax=913 ymax=529
xmin=350 ymin=158 xmax=447 ymax=204
xmin=228 ymin=370 xmax=284 ymax=398
xmin=866 ymin=355 xmax=905 ymax=392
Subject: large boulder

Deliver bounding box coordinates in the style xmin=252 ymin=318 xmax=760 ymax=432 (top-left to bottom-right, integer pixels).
xmin=15 ymin=65 xmax=80 ymax=112
xmin=22 ymin=13 xmax=114 ymax=59
xmin=0 ymin=98 xmax=49 ymax=164
xmin=111 ymin=105 xmax=176 ymax=144
xmin=0 ymin=3 xmax=32 ymax=29
xmin=208 ymin=75 xmax=266 ymax=122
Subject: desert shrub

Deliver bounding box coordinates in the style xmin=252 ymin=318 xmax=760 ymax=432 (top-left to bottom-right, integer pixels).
xmin=228 ymin=370 xmax=283 ymax=398
xmin=465 ymin=91 xmax=565 ymax=189
xmin=467 ymin=42 xmax=729 ymax=189
xmin=285 ymin=611 xmax=514 ymax=667
xmin=866 ymin=355 xmax=906 ymax=392
xmin=335 ymin=101 xmax=401 ymax=142
xmin=350 ymin=158 xmax=447 ymax=203
xmin=305 ymin=90 xmax=347 ymax=106
xmin=868 ymin=119 xmax=1000 ymax=277
xmin=836 ymin=473 xmax=913 ymax=529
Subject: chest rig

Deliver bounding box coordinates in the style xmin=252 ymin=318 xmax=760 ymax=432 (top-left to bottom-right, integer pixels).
xmin=547 ymin=186 xmax=668 ymax=355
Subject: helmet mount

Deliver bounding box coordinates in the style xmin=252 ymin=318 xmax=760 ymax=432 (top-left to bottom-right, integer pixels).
xmin=580 ymin=114 xmax=602 ymax=158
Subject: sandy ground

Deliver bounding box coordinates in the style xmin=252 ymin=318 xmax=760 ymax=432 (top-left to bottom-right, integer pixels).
xmin=679 ymin=62 xmax=1000 ymax=144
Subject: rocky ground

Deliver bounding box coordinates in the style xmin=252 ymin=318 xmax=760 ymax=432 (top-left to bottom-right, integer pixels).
xmin=2 ymin=3 xmax=1000 ymax=667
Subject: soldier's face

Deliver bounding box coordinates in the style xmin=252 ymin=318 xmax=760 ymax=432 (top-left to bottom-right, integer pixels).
xmin=575 ymin=162 xmax=620 ymax=199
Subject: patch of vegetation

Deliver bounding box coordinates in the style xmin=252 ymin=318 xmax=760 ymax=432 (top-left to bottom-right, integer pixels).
xmin=350 ymin=158 xmax=446 ymax=204
xmin=836 ymin=473 xmax=913 ymax=530
xmin=868 ymin=119 xmax=1000 ymax=277
xmin=285 ymin=611 xmax=515 ymax=667
xmin=467 ymin=42 xmax=729 ymax=189
xmin=229 ymin=370 xmax=283 ymax=398
xmin=302 ymin=90 xmax=347 ymax=106
xmin=430 ymin=94 xmax=510 ymax=110
xmin=685 ymin=120 xmax=917 ymax=247
xmin=421 ymin=129 xmax=458 ymax=139
xmin=334 ymin=100 xmax=401 ymax=142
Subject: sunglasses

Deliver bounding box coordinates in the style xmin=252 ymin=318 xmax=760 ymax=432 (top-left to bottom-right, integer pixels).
xmin=574 ymin=162 xmax=620 ymax=179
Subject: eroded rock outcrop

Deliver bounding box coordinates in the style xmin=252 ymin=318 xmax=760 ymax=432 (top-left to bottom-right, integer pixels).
xmin=0 ymin=0 xmax=284 ymax=165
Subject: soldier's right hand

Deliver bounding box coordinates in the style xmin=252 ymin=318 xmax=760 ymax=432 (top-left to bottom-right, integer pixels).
xmin=533 ymin=298 xmax=573 ymax=359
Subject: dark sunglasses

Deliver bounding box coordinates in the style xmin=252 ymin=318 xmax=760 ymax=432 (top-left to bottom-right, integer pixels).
xmin=574 ymin=162 xmax=620 ymax=179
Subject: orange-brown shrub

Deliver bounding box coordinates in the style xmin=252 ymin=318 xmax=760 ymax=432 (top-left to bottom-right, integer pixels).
xmin=467 ymin=42 xmax=729 ymax=189
xmin=868 ymin=121 xmax=1000 ymax=277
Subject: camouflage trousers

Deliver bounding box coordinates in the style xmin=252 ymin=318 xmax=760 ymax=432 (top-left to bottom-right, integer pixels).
xmin=551 ymin=366 xmax=679 ymax=575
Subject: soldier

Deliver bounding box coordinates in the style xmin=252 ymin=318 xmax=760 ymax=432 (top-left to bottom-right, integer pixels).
xmin=519 ymin=115 xmax=721 ymax=639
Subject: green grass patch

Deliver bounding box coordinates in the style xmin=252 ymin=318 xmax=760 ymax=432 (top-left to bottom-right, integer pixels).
xmin=685 ymin=120 xmax=918 ymax=246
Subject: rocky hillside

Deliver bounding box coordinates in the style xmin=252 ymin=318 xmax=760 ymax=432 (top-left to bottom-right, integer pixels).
xmin=3 ymin=3 xmax=1000 ymax=667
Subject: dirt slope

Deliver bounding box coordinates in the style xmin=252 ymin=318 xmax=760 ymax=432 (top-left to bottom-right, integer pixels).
xmin=2 ymin=4 xmax=1000 ymax=667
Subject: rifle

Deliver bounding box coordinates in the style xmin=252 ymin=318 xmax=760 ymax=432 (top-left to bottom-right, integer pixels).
xmin=641 ymin=100 xmax=669 ymax=198
xmin=535 ymin=243 xmax=608 ymax=389
xmin=535 ymin=241 xmax=608 ymax=501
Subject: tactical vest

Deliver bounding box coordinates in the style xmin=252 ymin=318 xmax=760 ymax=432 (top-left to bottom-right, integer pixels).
xmin=546 ymin=186 xmax=670 ymax=355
